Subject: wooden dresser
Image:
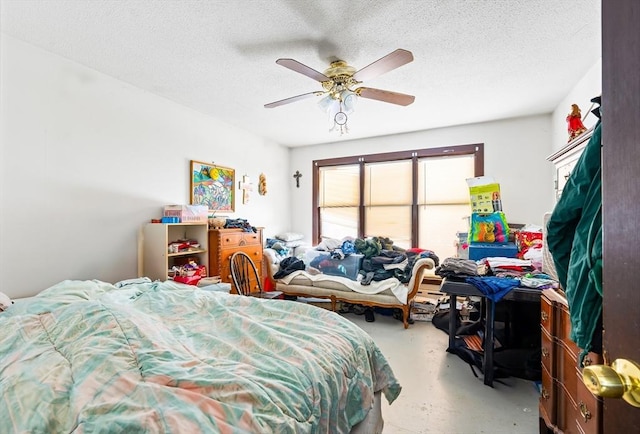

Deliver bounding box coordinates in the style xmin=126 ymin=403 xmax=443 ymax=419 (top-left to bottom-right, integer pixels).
xmin=540 ymin=289 xmax=602 ymax=434
xmin=208 ymin=228 xmax=263 ymax=294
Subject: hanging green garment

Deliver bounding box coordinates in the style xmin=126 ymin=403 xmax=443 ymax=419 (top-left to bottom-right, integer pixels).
xmin=547 ymin=121 xmax=602 ymax=363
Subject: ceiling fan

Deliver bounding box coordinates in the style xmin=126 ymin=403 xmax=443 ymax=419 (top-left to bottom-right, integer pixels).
xmin=264 ymin=49 xmax=415 ymax=132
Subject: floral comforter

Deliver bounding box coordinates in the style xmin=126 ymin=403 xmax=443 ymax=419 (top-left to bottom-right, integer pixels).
xmin=0 ymin=280 xmax=401 ymax=433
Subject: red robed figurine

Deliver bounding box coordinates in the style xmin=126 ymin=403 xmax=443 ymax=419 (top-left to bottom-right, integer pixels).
xmin=566 ymin=103 xmax=587 ymax=142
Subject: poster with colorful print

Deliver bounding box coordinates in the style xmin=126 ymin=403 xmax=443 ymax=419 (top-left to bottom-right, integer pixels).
xmin=190 ymin=160 xmax=235 ymax=212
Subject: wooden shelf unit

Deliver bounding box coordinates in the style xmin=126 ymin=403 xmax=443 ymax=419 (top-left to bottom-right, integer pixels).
xmin=142 ymin=222 xmax=209 ymax=281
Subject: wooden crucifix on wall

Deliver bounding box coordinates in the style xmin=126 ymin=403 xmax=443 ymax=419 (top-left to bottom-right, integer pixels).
xmin=293 ymin=170 xmax=302 ymax=188
xmin=239 ymin=175 xmax=253 ymax=204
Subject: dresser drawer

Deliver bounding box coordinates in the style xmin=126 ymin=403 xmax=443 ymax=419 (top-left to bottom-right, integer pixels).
xmin=221 ymin=245 xmax=262 ymax=267
xmin=541 ymin=327 xmax=554 ymax=374
xmin=221 ymin=245 xmax=263 ymax=265
xmin=555 ymin=376 xmax=578 ymax=433
xmin=219 ymin=256 xmax=264 ymax=277
xmin=559 ymin=305 xmax=580 ymax=358
xmin=540 ymin=364 xmax=555 ymax=426
xmin=241 ymin=231 xmax=262 ymax=246
xmin=219 ymin=231 xmax=262 ymax=248
xmin=219 ymin=264 xmax=232 ymax=283
xmin=558 ymin=342 xmax=578 ymax=403
xmin=541 ymin=295 xmax=553 ymax=335
xmin=574 ymin=369 xmax=602 ymax=434
xmin=222 ymin=265 xmax=264 ymax=295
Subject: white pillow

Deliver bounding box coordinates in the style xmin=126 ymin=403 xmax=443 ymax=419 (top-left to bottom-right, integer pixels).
xmin=283 ymin=240 xmax=306 ymax=248
xmin=275 ymin=232 xmax=304 ymax=242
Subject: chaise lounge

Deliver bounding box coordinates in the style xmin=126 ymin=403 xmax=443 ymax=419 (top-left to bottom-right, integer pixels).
xmin=264 ymin=249 xmax=435 ymax=328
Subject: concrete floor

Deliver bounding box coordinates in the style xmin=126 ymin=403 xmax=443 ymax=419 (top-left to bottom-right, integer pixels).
xmin=344 ymin=312 xmax=540 ymax=434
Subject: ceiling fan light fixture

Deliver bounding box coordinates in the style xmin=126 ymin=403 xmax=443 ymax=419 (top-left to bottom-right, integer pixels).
xmin=266 ymin=49 xmax=415 ymax=135
xmin=319 ymin=89 xmax=357 ymax=135
xmin=341 ymin=90 xmax=357 ymax=114
xmin=317 ymin=94 xmax=335 ymax=112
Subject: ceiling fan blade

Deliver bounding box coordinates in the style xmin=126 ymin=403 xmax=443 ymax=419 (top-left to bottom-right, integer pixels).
xmin=264 ymin=91 xmax=324 ymax=108
xmin=276 ymin=58 xmax=330 ymax=82
xmin=352 ymin=49 xmax=414 ymax=82
xmin=356 ymin=87 xmax=415 ymax=106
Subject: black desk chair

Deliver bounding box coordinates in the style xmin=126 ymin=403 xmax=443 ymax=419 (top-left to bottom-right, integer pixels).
xmin=230 ymin=251 xmax=282 ymax=299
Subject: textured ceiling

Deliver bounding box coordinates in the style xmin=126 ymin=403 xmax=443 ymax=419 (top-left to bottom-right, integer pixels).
xmin=1 ymin=0 xmax=601 ymax=147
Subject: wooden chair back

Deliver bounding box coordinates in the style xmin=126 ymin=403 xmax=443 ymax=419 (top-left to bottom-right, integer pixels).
xmin=230 ymin=251 xmax=281 ymax=299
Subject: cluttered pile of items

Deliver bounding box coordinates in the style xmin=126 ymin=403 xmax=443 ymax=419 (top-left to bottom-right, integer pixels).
xmin=437 ymin=175 xmax=556 ymax=290
xmin=168 ymin=238 xmax=207 ymax=286
xmin=428 ymin=177 xmax=559 ymax=382
xmin=454 ymin=176 xmax=545 ymax=268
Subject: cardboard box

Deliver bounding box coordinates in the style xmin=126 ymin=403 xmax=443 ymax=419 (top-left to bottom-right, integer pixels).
xmin=468 ymin=242 xmax=518 ymax=260
xmin=412 ymin=301 xmax=436 ymax=313
xmin=304 ymin=250 xmax=363 ymax=281
xmin=163 ymin=205 xmax=208 ymax=223
xmin=412 ymin=312 xmax=435 ymax=322
xmin=411 ymin=299 xmax=436 ymax=321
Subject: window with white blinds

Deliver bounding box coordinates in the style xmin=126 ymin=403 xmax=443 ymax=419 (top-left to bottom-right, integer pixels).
xmin=364 ymin=160 xmax=413 ymax=248
xmin=417 ymin=155 xmax=475 ymax=256
xmin=318 ymin=165 xmax=359 ymax=240
xmin=313 ymin=144 xmax=482 ymax=258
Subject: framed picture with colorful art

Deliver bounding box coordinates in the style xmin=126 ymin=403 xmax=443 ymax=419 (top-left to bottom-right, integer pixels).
xmin=190 ymin=160 xmax=235 ymax=212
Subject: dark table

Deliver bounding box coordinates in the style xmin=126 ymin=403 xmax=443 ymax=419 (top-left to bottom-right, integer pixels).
xmin=439 ymin=278 xmax=542 ymax=387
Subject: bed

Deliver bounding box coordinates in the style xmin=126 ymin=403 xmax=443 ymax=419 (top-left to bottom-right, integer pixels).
xmin=0 ymin=279 xmax=401 ymax=433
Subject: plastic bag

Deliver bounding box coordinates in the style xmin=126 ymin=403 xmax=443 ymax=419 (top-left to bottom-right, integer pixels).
xmin=468 ymin=212 xmax=509 ymax=243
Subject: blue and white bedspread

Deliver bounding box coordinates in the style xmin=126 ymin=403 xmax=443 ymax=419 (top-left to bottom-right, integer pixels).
xmin=0 ymin=280 xmax=401 ymax=433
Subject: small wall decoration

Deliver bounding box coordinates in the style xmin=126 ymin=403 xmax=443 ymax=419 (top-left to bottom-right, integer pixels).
xmin=258 ymin=173 xmax=267 ymax=196
xmin=293 ymin=170 xmax=302 ymax=188
xmin=239 ymin=175 xmax=253 ymax=204
xmin=190 ymin=160 xmax=235 ymax=212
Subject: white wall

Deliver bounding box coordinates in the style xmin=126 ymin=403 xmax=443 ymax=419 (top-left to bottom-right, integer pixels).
xmin=0 ymin=36 xmax=291 ymax=298
xmin=289 ymin=114 xmax=555 ymax=242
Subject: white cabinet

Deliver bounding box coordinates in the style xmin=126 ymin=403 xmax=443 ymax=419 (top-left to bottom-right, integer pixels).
xmin=547 ymin=127 xmax=594 ymax=201
xmin=142 ymin=223 xmax=208 ymax=281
